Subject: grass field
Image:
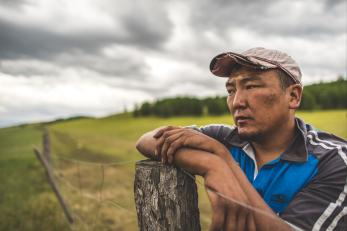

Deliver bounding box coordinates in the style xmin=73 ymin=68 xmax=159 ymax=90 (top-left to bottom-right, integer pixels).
xmin=0 ymin=110 xmax=346 ymax=230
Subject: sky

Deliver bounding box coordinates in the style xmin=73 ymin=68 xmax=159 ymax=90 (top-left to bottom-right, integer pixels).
xmin=0 ymin=0 xmax=346 ymax=127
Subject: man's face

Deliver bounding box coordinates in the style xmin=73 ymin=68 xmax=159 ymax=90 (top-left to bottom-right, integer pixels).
xmin=226 ymin=69 xmax=290 ymax=141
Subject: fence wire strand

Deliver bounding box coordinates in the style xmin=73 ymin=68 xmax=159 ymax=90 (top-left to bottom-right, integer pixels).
xmin=50 ymin=151 xmax=291 ymax=230
xmin=180 ymin=168 xmax=281 ymax=222
xmin=51 ymin=154 xmax=139 ymax=230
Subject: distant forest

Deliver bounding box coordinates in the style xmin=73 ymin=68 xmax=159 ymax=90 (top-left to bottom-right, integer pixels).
xmin=133 ymin=77 xmax=347 ymax=117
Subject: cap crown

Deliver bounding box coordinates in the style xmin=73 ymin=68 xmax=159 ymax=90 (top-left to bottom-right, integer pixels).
xmin=210 ymin=47 xmax=302 ymax=85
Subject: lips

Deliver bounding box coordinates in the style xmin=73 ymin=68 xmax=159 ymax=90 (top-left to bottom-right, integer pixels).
xmin=235 ymin=116 xmax=253 ymax=125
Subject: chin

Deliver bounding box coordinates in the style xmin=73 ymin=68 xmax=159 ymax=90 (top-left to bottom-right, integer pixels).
xmin=237 ymin=128 xmax=262 ymax=141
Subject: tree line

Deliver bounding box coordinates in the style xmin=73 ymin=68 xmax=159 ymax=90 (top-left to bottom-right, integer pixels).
xmin=133 ymin=78 xmax=347 ymax=117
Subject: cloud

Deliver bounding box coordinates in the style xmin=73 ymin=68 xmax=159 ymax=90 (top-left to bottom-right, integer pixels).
xmin=188 ymin=0 xmax=345 ymax=37
xmin=0 ymin=0 xmax=345 ymax=127
xmin=0 ymin=0 xmax=172 ymax=60
xmin=0 ymin=73 xmax=153 ymax=127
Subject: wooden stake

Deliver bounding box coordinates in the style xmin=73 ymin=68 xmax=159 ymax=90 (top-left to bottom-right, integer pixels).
xmin=33 ymin=148 xmax=74 ymax=224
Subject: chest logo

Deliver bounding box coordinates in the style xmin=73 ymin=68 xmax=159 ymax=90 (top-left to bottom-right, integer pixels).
xmin=270 ymin=194 xmax=287 ymax=204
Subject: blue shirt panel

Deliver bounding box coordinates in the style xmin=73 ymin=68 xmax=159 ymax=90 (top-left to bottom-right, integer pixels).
xmin=230 ymin=147 xmax=319 ymax=214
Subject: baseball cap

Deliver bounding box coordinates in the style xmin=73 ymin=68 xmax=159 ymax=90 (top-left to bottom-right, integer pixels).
xmin=209 ymin=47 xmax=302 ymax=85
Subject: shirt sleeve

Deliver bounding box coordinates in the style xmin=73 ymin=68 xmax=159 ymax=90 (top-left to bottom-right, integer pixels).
xmin=280 ymin=149 xmax=347 ymax=231
xmin=186 ymin=124 xmax=235 ymax=144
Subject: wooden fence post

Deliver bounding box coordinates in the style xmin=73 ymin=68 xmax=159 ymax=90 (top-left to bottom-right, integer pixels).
xmin=134 ymin=160 xmax=201 ymax=231
xmin=33 ymin=148 xmax=74 ymax=224
xmin=43 ymin=127 xmax=51 ymax=164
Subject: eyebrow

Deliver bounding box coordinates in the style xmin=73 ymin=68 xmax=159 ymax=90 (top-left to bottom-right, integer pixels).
xmin=225 ymin=75 xmax=262 ymax=87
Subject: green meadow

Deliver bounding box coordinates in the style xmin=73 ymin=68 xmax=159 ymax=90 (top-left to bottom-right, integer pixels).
xmin=0 ymin=110 xmax=346 ymax=230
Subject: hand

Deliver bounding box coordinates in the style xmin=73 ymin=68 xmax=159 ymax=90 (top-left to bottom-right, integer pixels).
xmin=204 ymin=161 xmax=256 ymax=231
xmin=153 ymin=126 xmax=229 ymax=164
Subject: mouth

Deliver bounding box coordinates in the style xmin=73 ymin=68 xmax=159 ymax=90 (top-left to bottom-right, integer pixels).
xmin=235 ymin=116 xmax=253 ymax=125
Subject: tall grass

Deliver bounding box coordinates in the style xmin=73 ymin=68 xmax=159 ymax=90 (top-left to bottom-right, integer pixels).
xmin=0 ymin=110 xmax=346 ymax=230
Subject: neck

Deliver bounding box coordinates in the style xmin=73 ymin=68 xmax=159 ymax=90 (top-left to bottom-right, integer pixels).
xmin=251 ymin=118 xmax=297 ymax=168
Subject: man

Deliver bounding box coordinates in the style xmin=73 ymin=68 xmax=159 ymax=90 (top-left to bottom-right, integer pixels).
xmin=136 ymin=47 xmax=347 ymax=231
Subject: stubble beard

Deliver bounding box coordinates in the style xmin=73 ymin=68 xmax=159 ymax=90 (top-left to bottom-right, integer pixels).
xmin=237 ymin=128 xmax=263 ymax=142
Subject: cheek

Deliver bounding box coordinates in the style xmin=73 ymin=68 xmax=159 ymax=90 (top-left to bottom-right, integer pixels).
xmin=263 ymin=92 xmax=279 ymax=107
xmin=250 ymin=91 xmax=281 ymax=119
xmin=226 ymin=96 xmax=233 ymax=112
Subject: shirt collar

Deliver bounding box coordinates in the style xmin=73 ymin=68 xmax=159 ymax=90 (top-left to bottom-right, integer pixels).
xmin=224 ymin=117 xmax=308 ymax=163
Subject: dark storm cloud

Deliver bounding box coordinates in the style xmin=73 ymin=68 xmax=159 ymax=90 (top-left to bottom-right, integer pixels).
xmin=0 ymin=0 xmax=174 ymax=78
xmin=0 ymin=19 xmax=112 ymax=60
xmin=0 ymin=0 xmax=345 ymax=128
xmin=56 ymin=51 xmax=151 ymax=79
xmin=323 ymin=0 xmax=346 ymax=9
xmin=188 ymin=0 xmax=345 ymax=37
xmin=0 ymin=17 xmax=170 ymax=61
xmin=0 ymin=0 xmax=27 ymax=8
xmin=0 ymin=15 xmax=170 ymax=78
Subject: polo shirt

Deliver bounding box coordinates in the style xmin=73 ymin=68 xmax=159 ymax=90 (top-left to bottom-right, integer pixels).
xmin=192 ymin=117 xmax=347 ymax=231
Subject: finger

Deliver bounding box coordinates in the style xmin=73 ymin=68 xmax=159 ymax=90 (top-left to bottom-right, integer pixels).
xmin=159 ymin=130 xmax=184 ymax=164
xmin=208 ymin=191 xmax=226 ymax=231
xmin=155 ymin=136 xmax=166 ymax=162
xmin=161 ymin=133 xmax=181 ymax=163
xmin=154 ymin=149 xmax=159 ymax=159
xmin=153 ymin=126 xmax=170 ymax=138
xmin=224 ymin=205 xmax=238 ymax=231
xmin=246 ymin=212 xmax=256 ymax=231
xmin=164 ymin=133 xmax=185 ymax=164
xmin=153 ymin=126 xmax=179 ymax=138
xmin=235 ymin=206 xmax=248 ymax=231
xmin=166 ymin=140 xmax=183 ymax=164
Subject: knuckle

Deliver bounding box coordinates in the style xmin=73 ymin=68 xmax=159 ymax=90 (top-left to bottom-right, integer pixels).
xmin=171 ymin=143 xmax=178 ymax=149
xmin=164 ymin=137 xmax=172 ymax=144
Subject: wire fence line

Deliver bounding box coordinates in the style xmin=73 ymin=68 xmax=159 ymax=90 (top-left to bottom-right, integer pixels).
xmin=50 ymin=154 xmax=139 ymax=230
xmin=180 ymin=168 xmax=282 ymax=222
xmin=38 ymin=130 xmax=173 ymax=230
xmin=42 ymin=129 xmax=290 ymax=230
xmin=53 ymin=170 xmax=136 ymax=215
xmin=51 ymin=154 xmax=141 ymax=166
xmin=52 ymin=152 xmax=284 ymax=230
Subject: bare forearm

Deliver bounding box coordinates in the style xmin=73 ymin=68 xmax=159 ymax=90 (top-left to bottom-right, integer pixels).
xmin=173 ymin=148 xmax=222 ymax=176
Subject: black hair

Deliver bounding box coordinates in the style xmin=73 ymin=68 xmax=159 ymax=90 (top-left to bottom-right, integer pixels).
xmin=228 ymin=64 xmax=294 ymax=91
xmin=274 ymin=69 xmax=295 ymax=90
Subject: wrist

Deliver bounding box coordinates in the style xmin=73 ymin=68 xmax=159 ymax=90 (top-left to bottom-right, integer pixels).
xmin=173 ymin=148 xmax=226 ymax=176
xmin=205 ymin=154 xmax=229 ymax=174
xmin=211 ymin=144 xmax=236 ymax=167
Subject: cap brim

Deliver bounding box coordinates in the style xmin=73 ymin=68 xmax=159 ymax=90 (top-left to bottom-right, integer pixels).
xmin=210 ymin=52 xmax=274 ymax=77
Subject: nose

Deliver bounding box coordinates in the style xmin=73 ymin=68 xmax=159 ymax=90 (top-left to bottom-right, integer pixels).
xmin=229 ymin=89 xmax=247 ymax=112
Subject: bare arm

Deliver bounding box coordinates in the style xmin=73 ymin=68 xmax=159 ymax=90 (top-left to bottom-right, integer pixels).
xmin=151 ymin=126 xmax=293 ymax=231
xmin=136 ymin=127 xmax=293 ymax=230
xmin=135 ymin=127 xmax=165 ymax=160
xmin=166 ymin=146 xmax=293 ymax=231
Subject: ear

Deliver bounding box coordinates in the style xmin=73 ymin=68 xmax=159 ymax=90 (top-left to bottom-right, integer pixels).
xmin=287 ymin=84 xmax=302 ymax=109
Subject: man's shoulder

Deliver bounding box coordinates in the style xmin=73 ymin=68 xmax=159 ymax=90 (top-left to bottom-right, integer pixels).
xmin=304 ymin=124 xmax=347 ymax=182
xmin=282 ymin=121 xmax=347 ymax=231
xmin=305 ymin=124 xmax=347 ymax=160
xmin=187 ymin=124 xmax=236 ymax=141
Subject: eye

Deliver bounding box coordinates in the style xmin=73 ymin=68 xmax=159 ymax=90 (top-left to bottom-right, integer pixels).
xmin=226 ymin=88 xmax=236 ymax=95
xmin=246 ymin=85 xmax=259 ymax=90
